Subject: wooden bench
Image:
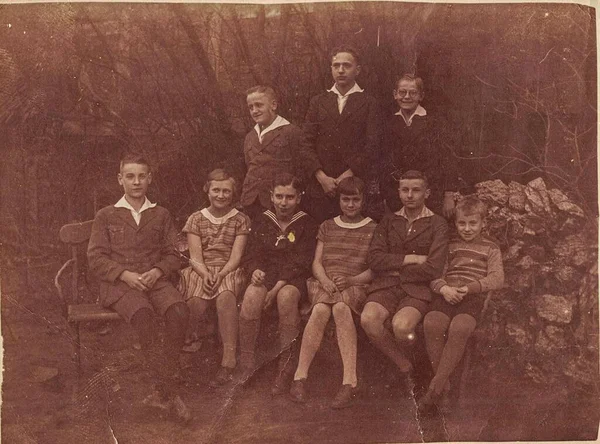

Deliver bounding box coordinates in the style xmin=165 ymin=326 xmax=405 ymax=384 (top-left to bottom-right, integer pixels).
xmin=54 ymin=220 xmax=121 ymax=374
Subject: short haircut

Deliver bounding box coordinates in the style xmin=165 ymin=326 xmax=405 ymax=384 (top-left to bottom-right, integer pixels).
xmin=395 ymin=74 xmax=424 ymax=93
xmin=337 ymin=176 xmax=365 ymax=197
xmin=455 ymin=195 xmax=488 ymax=219
xmin=120 ymin=152 xmax=150 ymax=172
xmin=271 ymin=172 xmax=303 ymax=194
xmin=398 ymin=170 xmax=429 ymax=189
xmin=203 ymin=168 xmax=237 ymax=195
xmin=246 ymin=85 xmax=278 ymax=103
xmin=330 ymin=45 xmax=361 ymax=66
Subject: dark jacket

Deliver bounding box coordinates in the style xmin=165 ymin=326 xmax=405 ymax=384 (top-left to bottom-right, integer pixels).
xmin=302 ymin=91 xmax=381 ymax=181
xmin=241 ymin=123 xmax=318 ymax=208
xmin=87 ymin=205 xmax=181 ymax=306
xmin=367 ymin=210 xmax=448 ymax=301
xmin=243 ymin=210 xmax=318 ymax=290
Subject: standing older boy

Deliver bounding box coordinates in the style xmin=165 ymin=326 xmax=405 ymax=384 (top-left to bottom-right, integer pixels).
xmin=302 ymin=45 xmax=381 ymax=223
xmin=361 ymin=170 xmax=448 ymax=387
xmin=381 ymin=74 xmax=462 ymax=218
xmin=242 ymin=86 xmax=319 ymax=220
xmin=87 ymin=152 xmax=190 ymax=423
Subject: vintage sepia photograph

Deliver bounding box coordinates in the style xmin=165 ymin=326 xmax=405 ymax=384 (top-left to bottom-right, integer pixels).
xmin=0 ymin=1 xmax=598 ymax=443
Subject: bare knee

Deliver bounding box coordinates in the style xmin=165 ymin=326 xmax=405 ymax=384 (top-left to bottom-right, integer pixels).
xmin=448 ymin=314 xmax=477 ymax=340
xmin=277 ymin=286 xmax=301 ymax=318
xmin=332 ymin=302 xmax=352 ymax=322
xmin=392 ymin=309 xmax=421 ymax=343
xmin=216 ymin=291 xmax=236 ymax=312
xmin=240 ymin=286 xmax=265 ymax=319
xmin=311 ymin=303 xmax=332 ymax=324
xmin=361 ymin=303 xmax=387 ymax=338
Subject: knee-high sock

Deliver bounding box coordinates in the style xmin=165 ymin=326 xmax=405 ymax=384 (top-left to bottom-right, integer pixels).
xmin=430 ymin=314 xmax=476 ymax=394
xmin=238 ymin=317 xmax=260 ymax=369
xmin=424 ymin=311 xmax=451 ymax=373
xmin=277 ymin=321 xmax=300 ymax=373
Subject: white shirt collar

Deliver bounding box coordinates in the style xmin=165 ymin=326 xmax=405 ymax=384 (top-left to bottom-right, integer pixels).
xmin=328 ymin=83 xmax=364 ymax=114
xmin=333 ymin=216 xmax=373 ymax=229
xmin=254 ymin=115 xmax=290 ymax=143
xmin=395 ymin=205 xmax=434 ymax=221
xmin=114 ymin=196 xmax=156 ymax=225
xmin=395 ymin=104 xmax=427 ymax=126
xmin=200 ymin=207 xmax=239 ymax=224
xmin=328 ymin=82 xmax=364 ymax=97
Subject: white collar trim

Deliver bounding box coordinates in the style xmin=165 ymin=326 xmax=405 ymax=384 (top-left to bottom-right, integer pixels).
xmin=395 ymin=104 xmax=427 ymax=126
xmin=114 ymin=196 xmax=156 ymax=213
xmin=200 ymin=207 xmax=239 ymax=224
xmin=333 ymin=216 xmax=373 ymax=229
xmin=395 ymin=205 xmax=434 ymax=221
xmin=254 ymin=115 xmax=290 ymax=142
xmin=328 ymin=83 xmax=364 ymax=97
xmin=264 ymin=209 xmax=307 ymax=230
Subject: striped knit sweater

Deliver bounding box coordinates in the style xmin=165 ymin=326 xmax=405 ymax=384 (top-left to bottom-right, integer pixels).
xmin=431 ymin=234 xmax=504 ymax=295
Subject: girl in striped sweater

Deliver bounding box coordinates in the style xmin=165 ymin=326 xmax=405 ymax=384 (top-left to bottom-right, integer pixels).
xmin=420 ymin=196 xmax=504 ymax=410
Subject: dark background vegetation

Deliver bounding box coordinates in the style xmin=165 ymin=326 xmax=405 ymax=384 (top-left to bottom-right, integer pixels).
xmin=0 ymin=1 xmax=596 ymax=291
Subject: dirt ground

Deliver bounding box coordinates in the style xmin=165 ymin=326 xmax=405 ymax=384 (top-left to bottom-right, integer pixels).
xmin=2 ymin=289 xmax=599 ymax=444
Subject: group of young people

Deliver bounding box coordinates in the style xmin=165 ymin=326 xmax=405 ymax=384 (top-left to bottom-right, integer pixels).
xmin=86 ymin=45 xmax=505 ymax=424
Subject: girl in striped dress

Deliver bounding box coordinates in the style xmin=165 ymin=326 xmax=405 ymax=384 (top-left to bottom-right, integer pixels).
xmin=178 ymin=169 xmax=250 ymax=387
xmin=289 ymin=176 xmax=377 ymax=409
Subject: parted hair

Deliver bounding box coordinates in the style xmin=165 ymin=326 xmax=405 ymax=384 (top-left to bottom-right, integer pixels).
xmin=330 ymin=45 xmax=361 ymax=66
xmin=120 ymin=152 xmax=151 ymax=172
xmin=399 ymin=170 xmax=429 ymax=189
xmin=203 ymin=168 xmax=237 ymax=195
xmin=455 ymin=195 xmax=488 ymax=219
xmin=271 ymin=172 xmax=303 ymax=194
xmin=246 ymin=85 xmax=278 ymax=103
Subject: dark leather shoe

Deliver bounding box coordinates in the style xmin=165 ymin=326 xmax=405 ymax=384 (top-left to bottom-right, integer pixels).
xmin=331 ymin=384 xmax=358 ymax=409
xmin=289 ymin=379 xmax=308 ymax=403
xmin=208 ymin=366 xmax=234 ymax=388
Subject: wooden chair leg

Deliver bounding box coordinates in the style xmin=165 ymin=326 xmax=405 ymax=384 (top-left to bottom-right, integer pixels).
xmin=69 ymin=321 xmax=82 ymax=375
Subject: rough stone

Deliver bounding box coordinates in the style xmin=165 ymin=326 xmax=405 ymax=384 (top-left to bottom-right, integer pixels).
xmin=503 ymin=241 xmax=524 ymax=261
xmin=535 ymin=294 xmax=573 ymax=324
xmin=553 ymin=234 xmax=595 ymax=267
xmin=563 ymin=359 xmax=599 ymax=387
xmin=506 ymin=323 xmax=532 ymax=348
xmin=525 ymin=177 xmax=553 ymax=215
xmin=555 ymin=265 xmax=577 ymax=283
xmin=523 ymin=245 xmax=546 ymax=262
xmin=547 ymin=187 xmax=585 ymax=217
xmin=508 ymin=181 xmax=527 ymax=212
xmin=535 ymin=327 xmax=567 ymax=355
xmin=476 ymin=179 xmax=509 ymax=205
xmin=525 ymin=362 xmax=557 ymax=385
xmin=516 ymin=255 xmax=537 ymax=270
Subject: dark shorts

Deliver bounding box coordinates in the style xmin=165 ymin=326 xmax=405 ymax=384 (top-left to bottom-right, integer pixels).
xmin=110 ymin=280 xmax=184 ymax=323
xmin=428 ymin=293 xmax=485 ymax=321
xmin=365 ymin=286 xmax=430 ymax=317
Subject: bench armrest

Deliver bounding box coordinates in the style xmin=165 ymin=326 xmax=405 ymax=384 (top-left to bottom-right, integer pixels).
xmin=54 ymin=258 xmax=75 ymax=304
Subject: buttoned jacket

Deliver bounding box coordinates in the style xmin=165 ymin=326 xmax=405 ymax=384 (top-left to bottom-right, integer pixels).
xmin=367 ymin=211 xmax=448 ymax=301
xmin=302 ymin=91 xmax=381 ymax=181
xmin=87 ymin=205 xmax=181 ymax=306
xmin=241 ymin=123 xmax=318 ymax=208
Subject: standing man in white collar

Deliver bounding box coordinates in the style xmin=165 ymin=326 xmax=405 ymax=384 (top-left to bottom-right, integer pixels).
xmin=382 ymin=74 xmax=462 ymax=218
xmin=241 ymin=86 xmax=320 ymax=220
xmin=302 ymin=45 xmax=381 ymax=223
xmin=87 ymin=152 xmax=191 ymax=423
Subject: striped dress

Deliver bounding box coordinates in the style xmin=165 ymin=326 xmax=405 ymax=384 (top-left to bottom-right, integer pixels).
xmin=178 ymin=208 xmax=250 ymax=301
xmin=308 ymin=216 xmax=377 ymax=314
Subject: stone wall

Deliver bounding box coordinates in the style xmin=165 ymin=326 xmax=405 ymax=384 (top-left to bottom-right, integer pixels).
xmin=473 ymin=178 xmax=598 ymax=388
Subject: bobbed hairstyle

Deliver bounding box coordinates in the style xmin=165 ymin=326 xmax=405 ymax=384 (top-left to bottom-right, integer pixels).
xmin=455 ymin=195 xmax=488 ymax=219
xmin=398 ymin=170 xmax=429 ymax=189
xmin=271 ymin=172 xmax=303 ymax=194
xmin=203 ymin=168 xmax=237 ymax=195
xmin=330 ymin=45 xmax=361 ymax=66
xmin=395 ymin=73 xmax=424 ymax=93
xmin=246 ymin=85 xmax=278 ymax=103
xmin=337 ymin=176 xmax=365 ymax=197
xmin=120 ymin=152 xmax=151 ymax=172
